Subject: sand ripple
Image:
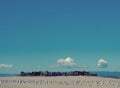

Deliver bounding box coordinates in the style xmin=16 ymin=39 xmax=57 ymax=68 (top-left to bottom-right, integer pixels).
xmin=0 ymin=76 xmax=120 ymax=88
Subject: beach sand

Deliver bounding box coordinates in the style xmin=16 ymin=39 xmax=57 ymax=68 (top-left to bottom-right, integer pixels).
xmin=0 ymin=76 xmax=120 ymax=88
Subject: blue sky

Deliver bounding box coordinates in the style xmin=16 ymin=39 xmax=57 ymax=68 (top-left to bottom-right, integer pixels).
xmin=0 ymin=0 xmax=120 ymax=73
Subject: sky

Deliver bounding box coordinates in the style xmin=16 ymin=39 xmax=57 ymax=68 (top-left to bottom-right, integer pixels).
xmin=0 ymin=0 xmax=120 ymax=74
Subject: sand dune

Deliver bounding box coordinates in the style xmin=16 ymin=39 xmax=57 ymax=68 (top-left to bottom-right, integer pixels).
xmin=0 ymin=76 xmax=120 ymax=88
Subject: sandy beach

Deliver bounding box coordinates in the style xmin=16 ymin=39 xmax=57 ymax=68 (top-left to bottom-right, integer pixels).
xmin=0 ymin=76 xmax=120 ymax=88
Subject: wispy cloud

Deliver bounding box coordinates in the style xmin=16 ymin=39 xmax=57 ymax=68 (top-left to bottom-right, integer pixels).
xmin=97 ymin=59 xmax=108 ymax=68
xmin=0 ymin=64 xmax=13 ymax=68
xmin=48 ymin=57 xmax=88 ymax=69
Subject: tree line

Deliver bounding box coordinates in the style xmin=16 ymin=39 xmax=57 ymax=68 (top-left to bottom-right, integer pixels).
xmin=20 ymin=71 xmax=97 ymax=76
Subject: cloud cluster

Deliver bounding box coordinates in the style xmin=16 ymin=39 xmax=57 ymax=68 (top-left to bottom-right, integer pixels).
xmin=49 ymin=57 xmax=87 ymax=69
xmin=57 ymin=57 xmax=77 ymax=68
xmin=97 ymin=59 xmax=108 ymax=68
xmin=0 ymin=64 xmax=13 ymax=68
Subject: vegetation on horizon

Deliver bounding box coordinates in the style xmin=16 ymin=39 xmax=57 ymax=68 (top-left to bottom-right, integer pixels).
xmin=20 ymin=71 xmax=97 ymax=76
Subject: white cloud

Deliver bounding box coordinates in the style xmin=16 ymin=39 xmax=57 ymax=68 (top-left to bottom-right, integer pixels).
xmin=57 ymin=57 xmax=76 ymax=67
xmin=0 ymin=64 xmax=13 ymax=68
xmin=49 ymin=57 xmax=88 ymax=69
xmin=97 ymin=59 xmax=108 ymax=68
